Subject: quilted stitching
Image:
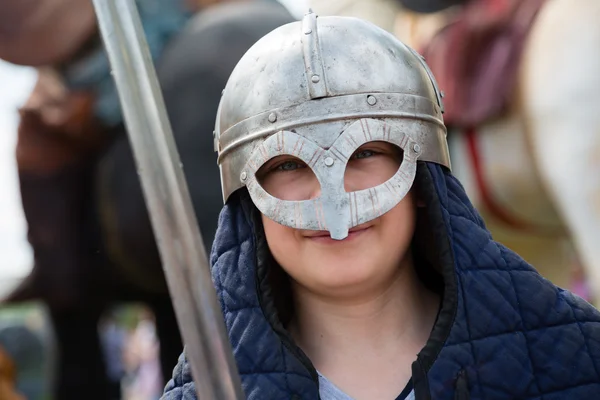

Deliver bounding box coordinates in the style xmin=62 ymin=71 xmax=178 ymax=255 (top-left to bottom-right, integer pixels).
xmin=162 ymin=352 xmax=194 ymax=400
xmin=426 ymin=164 xmax=600 ymax=399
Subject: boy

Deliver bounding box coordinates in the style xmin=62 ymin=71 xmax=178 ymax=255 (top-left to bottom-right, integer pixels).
xmin=163 ymin=12 xmax=600 ymax=399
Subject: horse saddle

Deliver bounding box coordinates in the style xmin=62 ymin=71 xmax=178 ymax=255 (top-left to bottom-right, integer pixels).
xmin=422 ymin=0 xmax=547 ymax=128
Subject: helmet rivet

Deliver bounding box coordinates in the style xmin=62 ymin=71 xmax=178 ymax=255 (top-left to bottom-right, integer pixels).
xmin=240 ymin=171 xmax=248 ymax=182
xmin=324 ymin=157 xmax=334 ymax=167
xmin=412 ymin=143 xmax=421 ymax=153
xmin=367 ymin=95 xmax=377 ymax=106
xmin=440 ymin=91 xmax=445 ymax=98
xmin=304 ymin=27 xmax=312 ymax=35
xmin=268 ymin=113 xmax=277 ymax=123
xmin=311 ymin=75 xmax=320 ymax=83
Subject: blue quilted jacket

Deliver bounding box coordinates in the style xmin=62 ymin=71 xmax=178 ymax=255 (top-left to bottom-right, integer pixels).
xmin=162 ymin=162 xmax=600 ymax=399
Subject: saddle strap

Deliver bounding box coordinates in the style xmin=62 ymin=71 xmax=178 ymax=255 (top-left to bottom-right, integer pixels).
xmin=465 ymin=127 xmax=562 ymax=236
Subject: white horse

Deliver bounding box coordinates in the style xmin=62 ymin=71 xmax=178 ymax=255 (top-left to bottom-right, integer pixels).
xmin=309 ymin=0 xmax=600 ymax=303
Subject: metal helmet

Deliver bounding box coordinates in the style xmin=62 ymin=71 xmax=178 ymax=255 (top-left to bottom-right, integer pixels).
xmin=214 ymin=11 xmax=450 ymax=240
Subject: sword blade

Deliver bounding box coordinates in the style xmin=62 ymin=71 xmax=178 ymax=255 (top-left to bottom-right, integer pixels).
xmin=91 ymin=1 xmax=244 ymax=398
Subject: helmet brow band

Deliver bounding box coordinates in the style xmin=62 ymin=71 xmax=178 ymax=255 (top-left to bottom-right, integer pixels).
xmin=218 ymin=92 xmax=443 ymax=161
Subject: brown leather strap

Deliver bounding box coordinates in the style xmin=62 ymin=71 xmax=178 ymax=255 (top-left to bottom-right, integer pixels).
xmin=466 ymin=127 xmax=562 ymax=236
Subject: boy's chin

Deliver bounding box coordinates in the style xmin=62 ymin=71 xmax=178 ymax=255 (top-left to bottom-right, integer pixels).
xmin=307 ymin=258 xmax=393 ymax=291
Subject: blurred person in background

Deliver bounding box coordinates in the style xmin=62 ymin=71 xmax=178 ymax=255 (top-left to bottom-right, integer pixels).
xmin=123 ymin=309 xmax=162 ymax=400
xmin=99 ymin=310 xmax=128 ymax=400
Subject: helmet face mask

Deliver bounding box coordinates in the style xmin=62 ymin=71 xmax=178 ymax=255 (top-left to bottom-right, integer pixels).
xmin=214 ymin=12 xmax=450 ymax=240
xmin=243 ymin=118 xmax=420 ymax=240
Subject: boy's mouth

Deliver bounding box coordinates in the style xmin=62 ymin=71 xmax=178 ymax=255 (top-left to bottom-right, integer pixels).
xmin=303 ymin=223 xmax=373 ymax=242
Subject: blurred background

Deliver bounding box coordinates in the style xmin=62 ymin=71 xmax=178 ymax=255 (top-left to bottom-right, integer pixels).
xmin=0 ymin=62 xmax=35 ymax=300
xmin=1 ymin=0 xmax=598 ymax=399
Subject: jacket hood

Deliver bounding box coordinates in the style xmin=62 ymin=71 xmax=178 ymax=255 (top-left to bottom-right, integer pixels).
xmin=163 ymin=162 xmax=600 ymax=399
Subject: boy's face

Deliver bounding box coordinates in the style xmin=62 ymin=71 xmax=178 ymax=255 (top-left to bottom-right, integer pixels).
xmin=259 ymin=141 xmax=417 ymax=299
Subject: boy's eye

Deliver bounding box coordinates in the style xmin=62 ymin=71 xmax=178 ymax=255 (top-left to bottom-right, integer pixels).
xmin=276 ymin=160 xmax=306 ymax=171
xmin=352 ymin=149 xmax=376 ymax=159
